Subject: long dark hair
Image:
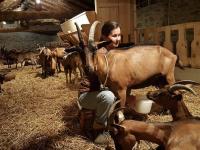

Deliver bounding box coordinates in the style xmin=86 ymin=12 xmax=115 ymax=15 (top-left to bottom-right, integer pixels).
xmin=100 ymin=21 xmax=120 ymax=41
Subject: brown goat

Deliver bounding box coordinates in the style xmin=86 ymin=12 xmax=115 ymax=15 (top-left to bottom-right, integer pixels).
xmin=51 ymin=47 xmax=66 ymax=72
xmin=72 ymin=21 xmax=183 ymax=121
xmin=147 ymin=80 xmax=200 ymax=121
xmin=10 ymin=51 xmax=38 ymax=69
xmin=108 ymin=101 xmax=200 ymax=150
xmin=62 ymin=51 xmax=84 ymax=85
xmin=0 ymin=46 xmax=16 ymax=68
xmin=38 ymin=47 xmax=57 ymax=78
xmin=0 ymin=71 xmax=15 ymax=93
xmin=37 ymin=45 xmax=67 ymax=73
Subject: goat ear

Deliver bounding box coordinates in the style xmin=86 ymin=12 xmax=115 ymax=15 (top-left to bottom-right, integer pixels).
xmin=111 ymin=124 xmax=126 ymax=132
xmin=173 ymin=94 xmax=182 ymax=101
xmin=97 ymin=41 xmax=112 ymax=49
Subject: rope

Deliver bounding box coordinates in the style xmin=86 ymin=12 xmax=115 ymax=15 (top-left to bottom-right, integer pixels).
xmin=100 ymin=54 xmax=109 ymax=91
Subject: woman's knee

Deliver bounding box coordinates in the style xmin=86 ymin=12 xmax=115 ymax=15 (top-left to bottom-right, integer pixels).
xmin=100 ymin=91 xmax=115 ymax=105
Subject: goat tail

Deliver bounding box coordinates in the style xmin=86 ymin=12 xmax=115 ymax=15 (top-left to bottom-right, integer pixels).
xmin=176 ymin=55 xmax=184 ymax=70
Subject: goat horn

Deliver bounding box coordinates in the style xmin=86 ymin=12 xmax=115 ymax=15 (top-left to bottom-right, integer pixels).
xmin=74 ymin=22 xmax=84 ymax=46
xmin=169 ymin=84 xmax=197 ymax=96
xmin=174 ymin=80 xmax=200 ymax=85
xmin=107 ymin=100 xmax=121 ymax=133
xmin=108 ymin=100 xmax=121 ymax=117
xmin=108 ymin=107 xmax=126 ymax=133
xmin=89 ymin=21 xmax=100 ymax=41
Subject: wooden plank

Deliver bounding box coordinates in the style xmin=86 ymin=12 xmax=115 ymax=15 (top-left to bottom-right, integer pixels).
xmin=59 ymin=31 xmax=88 ymax=46
xmin=191 ymin=22 xmax=200 ymax=68
xmin=0 ymin=26 xmax=29 ymax=33
xmin=176 ymin=24 xmax=188 ymax=66
xmin=86 ymin=11 xmax=97 ymax=23
xmin=96 ymin=4 xmax=119 ymax=41
xmin=0 ymin=25 xmax=61 ymax=33
xmin=109 ymin=7 xmax=118 ymax=22
xmin=119 ymin=0 xmax=130 ymax=43
xmin=96 ymin=7 xmax=111 ymax=41
xmin=158 ymin=26 xmax=165 ymax=32
xmin=153 ymin=28 xmax=159 ymax=44
xmin=81 ymin=11 xmax=97 ymax=38
xmin=0 ymin=11 xmax=74 ymax=21
xmin=134 ymin=29 xmax=139 ymax=44
xmin=137 ymin=29 xmax=145 ymax=43
xmin=95 ymin=0 xmax=131 ymax=42
xmin=143 ymin=30 xmax=148 ymax=43
xmin=57 ymin=32 xmax=65 ymax=37
xmin=97 ymin=0 xmax=119 ymax=8
xmin=138 ymin=29 xmax=144 ymax=34
xmin=185 ymin=22 xmax=194 ymax=29
xmin=0 ymin=22 xmax=3 ymax=28
xmin=59 ymin=34 xmax=78 ymax=45
xmin=130 ymin=0 xmax=136 ymax=36
xmin=133 ymin=0 xmax=137 ymax=29
xmin=171 ymin=24 xmax=179 ymax=31
xmin=163 ymin=26 xmax=173 ymax=53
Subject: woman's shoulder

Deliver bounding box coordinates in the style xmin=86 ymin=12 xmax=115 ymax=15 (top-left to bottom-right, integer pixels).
xmin=97 ymin=47 xmax=108 ymax=54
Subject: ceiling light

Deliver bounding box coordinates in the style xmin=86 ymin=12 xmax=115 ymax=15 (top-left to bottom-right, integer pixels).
xmin=36 ymin=0 xmax=40 ymax=4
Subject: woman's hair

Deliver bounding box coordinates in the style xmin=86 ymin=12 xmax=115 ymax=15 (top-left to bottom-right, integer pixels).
xmin=101 ymin=21 xmax=120 ymax=36
xmin=100 ymin=21 xmax=120 ymax=41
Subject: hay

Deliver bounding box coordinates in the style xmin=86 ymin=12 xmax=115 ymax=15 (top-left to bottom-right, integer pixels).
xmin=0 ymin=65 xmax=200 ymax=150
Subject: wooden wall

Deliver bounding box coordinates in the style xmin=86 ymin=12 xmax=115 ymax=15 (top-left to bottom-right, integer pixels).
xmin=59 ymin=0 xmax=137 ymax=44
xmin=95 ymin=0 xmax=131 ymax=42
xmin=82 ymin=0 xmax=136 ymax=43
xmin=135 ymin=21 xmax=200 ymax=68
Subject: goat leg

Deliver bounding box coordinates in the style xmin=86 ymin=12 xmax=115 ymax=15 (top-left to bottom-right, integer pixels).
xmin=116 ymin=90 xmax=127 ymax=123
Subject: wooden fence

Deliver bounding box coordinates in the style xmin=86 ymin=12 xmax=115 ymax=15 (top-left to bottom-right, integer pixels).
xmin=135 ymin=21 xmax=200 ymax=68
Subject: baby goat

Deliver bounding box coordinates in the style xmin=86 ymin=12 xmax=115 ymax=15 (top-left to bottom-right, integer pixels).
xmin=108 ymin=101 xmax=200 ymax=150
xmin=147 ymin=80 xmax=200 ymax=121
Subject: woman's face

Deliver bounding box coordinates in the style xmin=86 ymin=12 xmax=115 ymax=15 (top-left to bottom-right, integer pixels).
xmin=103 ymin=27 xmax=121 ymax=50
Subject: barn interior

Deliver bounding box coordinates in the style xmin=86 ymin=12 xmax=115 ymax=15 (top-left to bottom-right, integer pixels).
xmin=0 ymin=0 xmax=200 ymax=150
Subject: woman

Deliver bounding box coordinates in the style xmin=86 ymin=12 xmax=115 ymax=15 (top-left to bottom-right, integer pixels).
xmin=78 ymin=21 xmax=135 ymax=144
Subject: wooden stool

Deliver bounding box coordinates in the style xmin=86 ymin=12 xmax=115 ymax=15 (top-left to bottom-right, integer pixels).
xmin=77 ymin=100 xmax=96 ymax=130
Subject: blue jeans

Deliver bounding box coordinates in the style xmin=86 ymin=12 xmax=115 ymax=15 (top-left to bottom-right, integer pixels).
xmin=79 ymin=90 xmax=115 ymax=126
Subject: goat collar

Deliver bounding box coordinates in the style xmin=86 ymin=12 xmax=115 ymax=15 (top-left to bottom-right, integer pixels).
xmin=99 ymin=54 xmax=109 ymax=91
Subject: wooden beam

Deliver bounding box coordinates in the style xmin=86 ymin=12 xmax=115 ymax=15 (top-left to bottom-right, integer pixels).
xmin=67 ymin=0 xmax=94 ymax=10
xmin=0 ymin=22 xmax=3 ymax=28
xmin=0 ymin=11 xmax=76 ymax=21
xmin=23 ymin=20 xmax=60 ymax=26
xmin=0 ymin=26 xmax=30 ymax=33
xmin=0 ymin=25 xmax=61 ymax=33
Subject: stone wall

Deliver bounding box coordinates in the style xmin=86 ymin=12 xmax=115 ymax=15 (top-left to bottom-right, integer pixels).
xmin=0 ymin=32 xmax=60 ymax=52
xmin=136 ymin=0 xmax=200 ymax=29
xmin=0 ymin=22 xmax=61 ymax=52
xmin=136 ymin=0 xmax=200 ymax=51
